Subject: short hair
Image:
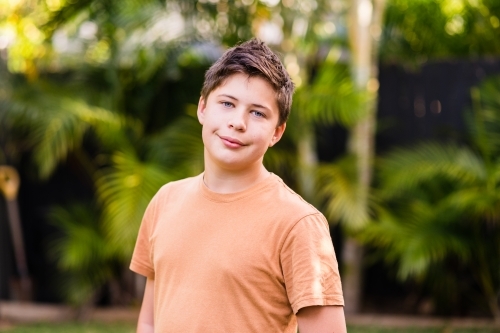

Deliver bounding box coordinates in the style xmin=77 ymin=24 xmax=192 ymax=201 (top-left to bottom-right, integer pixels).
xmin=201 ymin=39 xmax=294 ymax=126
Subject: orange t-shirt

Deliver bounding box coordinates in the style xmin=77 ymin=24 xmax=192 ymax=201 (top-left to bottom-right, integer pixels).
xmin=130 ymin=173 xmax=343 ymax=332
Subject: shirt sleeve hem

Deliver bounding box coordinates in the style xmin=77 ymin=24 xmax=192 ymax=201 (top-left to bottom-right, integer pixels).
xmin=292 ymin=295 xmax=345 ymax=314
xmin=130 ymin=261 xmax=155 ymax=279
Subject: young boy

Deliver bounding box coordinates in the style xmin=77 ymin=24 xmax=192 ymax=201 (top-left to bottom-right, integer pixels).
xmin=130 ymin=39 xmax=346 ymax=333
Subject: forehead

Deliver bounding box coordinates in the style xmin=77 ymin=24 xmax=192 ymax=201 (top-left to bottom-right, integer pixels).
xmin=210 ymin=74 xmax=278 ymax=108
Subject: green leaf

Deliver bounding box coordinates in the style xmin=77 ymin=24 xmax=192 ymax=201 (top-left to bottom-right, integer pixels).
xmin=316 ymin=155 xmax=374 ymax=229
xmin=48 ymin=203 xmax=112 ymax=305
xmin=294 ymin=63 xmax=369 ymax=127
xmin=379 ymin=143 xmax=486 ymax=196
xmin=96 ymin=150 xmax=174 ymax=260
xmin=7 ymin=81 xmax=130 ymax=179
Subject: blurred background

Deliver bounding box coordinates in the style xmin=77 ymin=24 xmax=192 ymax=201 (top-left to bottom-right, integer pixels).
xmin=1 ymin=0 xmax=500 ymax=324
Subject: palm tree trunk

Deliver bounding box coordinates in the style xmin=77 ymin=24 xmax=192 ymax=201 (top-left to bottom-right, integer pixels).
xmin=0 ymin=166 xmax=32 ymax=300
xmin=343 ymin=0 xmax=386 ymax=314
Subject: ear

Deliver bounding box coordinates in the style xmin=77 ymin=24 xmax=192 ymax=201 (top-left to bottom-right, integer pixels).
xmin=197 ymin=96 xmax=206 ymax=125
xmin=269 ymin=122 xmax=286 ymax=147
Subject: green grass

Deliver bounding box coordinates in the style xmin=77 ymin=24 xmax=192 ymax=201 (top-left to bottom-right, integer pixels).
xmin=348 ymin=327 xmax=500 ymax=333
xmin=2 ymin=323 xmax=499 ymax=333
xmin=0 ymin=322 xmax=135 ymax=333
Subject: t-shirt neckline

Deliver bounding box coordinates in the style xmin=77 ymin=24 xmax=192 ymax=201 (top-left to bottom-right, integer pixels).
xmin=198 ymin=172 xmax=276 ymax=203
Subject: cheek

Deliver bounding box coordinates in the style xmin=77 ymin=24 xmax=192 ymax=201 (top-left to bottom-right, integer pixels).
xmin=201 ymin=125 xmax=212 ymax=144
xmin=253 ymin=131 xmax=275 ymax=147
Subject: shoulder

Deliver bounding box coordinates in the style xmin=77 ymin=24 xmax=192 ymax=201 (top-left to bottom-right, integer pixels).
xmin=155 ymin=174 xmax=200 ymax=199
xmin=142 ymin=175 xmax=201 ymax=230
xmin=265 ymin=174 xmax=322 ymax=222
xmin=140 ymin=175 xmax=199 ymax=219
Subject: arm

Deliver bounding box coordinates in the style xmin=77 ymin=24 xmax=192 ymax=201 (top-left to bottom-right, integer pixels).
xmin=137 ymin=277 xmax=155 ymax=333
xmin=296 ymin=305 xmax=347 ymax=333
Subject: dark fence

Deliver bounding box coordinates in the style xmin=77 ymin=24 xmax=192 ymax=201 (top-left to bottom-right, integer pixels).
xmin=377 ymin=58 xmax=500 ymax=152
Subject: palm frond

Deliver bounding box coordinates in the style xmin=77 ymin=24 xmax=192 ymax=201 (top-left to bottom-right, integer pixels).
xmin=96 ymin=150 xmax=175 ymax=260
xmin=379 ymin=143 xmax=486 ymax=196
xmin=48 ymin=203 xmax=112 ymax=305
xmin=49 ymin=204 xmax=107 ymax=271
xmin=441 ymin=187 xmax=500 ymax=222
xmin=7 ymin=81 xmax=130 ymax=178
xmin=294 ymin=62 xmax=369 ymax=127
xmin=361 ymin=204 xmax=470 ymax=279
xmin=316 ymin=155 xmax=374 ymax=229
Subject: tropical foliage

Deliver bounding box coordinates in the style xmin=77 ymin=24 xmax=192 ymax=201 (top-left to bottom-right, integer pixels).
xmin=382 ymin=0 xmax=500 ymax=63
xmin=1 ymin=0 xmax=355 ymax=307
xmin=48 ymin=203 xmax=112 ymax=306
xmin=361 ymin=76 xmax=500 ymax=318
xmin=2 ymin=0 xmax=500 ymax=319
xmin=1 ymin=0 xmax=211 ymax=305
xmin=312 ymin=0 xmax=500 ymax=317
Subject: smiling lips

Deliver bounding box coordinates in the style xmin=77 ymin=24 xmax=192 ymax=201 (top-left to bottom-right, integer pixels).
xmin=219 ymin=135 xmax=245 ymax=148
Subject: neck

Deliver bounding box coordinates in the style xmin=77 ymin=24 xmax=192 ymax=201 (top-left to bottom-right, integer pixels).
xmin=203 ymin=163 xmax=270 ymax=194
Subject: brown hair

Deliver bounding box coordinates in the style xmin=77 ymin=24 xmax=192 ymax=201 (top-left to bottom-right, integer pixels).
xmin=200 ymin=39 xmax=294 ymax=126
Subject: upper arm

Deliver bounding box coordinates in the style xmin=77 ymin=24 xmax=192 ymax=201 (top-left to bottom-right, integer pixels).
xmin=296 ymin=305 xmax=346 ymax=333
xmin=137 ymin=277 xmax=155 ymax=333
xmin=281 ymin=214 xmax=344 ymax=313
xmin=130 ymin=195 xmax=157 ymax=278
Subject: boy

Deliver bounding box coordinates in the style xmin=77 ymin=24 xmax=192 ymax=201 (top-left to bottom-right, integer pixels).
xmin=130 ymin=39 xmax=346 ymax=333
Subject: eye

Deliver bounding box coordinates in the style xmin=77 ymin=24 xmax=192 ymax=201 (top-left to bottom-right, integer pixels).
xmin=251 ymin=110 xmax=265 ymax=118
xmin=221 ymin=101 xmax=233 ymax=108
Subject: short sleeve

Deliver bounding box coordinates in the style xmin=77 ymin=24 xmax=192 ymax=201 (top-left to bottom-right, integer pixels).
xmin=280 ymin=213 xmax=344 ymax=314
xmin=129 ymin=193 xmax=158 ymax=279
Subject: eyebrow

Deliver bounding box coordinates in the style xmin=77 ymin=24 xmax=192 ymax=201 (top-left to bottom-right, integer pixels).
xmin=217 ymin=94 xmax=271 ymax=111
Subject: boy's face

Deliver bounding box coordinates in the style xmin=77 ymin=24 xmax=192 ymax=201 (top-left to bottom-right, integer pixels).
xmin=197 ymin=73 xmax=286 ymax=173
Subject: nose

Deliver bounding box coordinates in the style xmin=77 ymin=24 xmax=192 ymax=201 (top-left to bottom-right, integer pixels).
xmin=227 ymin=110 xmax=246 ymax=131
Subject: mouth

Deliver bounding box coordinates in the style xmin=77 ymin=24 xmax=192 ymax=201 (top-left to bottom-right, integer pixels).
xmin=219 ymin=135 xmax=245 ymax=147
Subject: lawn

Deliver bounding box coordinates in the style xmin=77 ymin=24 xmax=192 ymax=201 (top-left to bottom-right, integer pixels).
xmin=0 ymin=322 xmax=135 ymax=333
xmin=348 ymin=327 xmax=500 ymax=333
xmin=2 ymin=323 xmax=499 ymax=333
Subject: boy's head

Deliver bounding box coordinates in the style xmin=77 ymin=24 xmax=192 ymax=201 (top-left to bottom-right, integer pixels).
xmin=201 ymin=39 xmax=294 ymax=126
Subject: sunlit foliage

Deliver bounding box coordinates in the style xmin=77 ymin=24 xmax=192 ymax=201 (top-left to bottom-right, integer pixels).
xmin=3 ymin=0 xmax=500 ymax=316
xmin=1 ymin=0 xmax=354 ymax=307
xmin=382 ymin=0 xmax=500 ymax=63
xmin=362 ymin=76 xmax=500 ymax=317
